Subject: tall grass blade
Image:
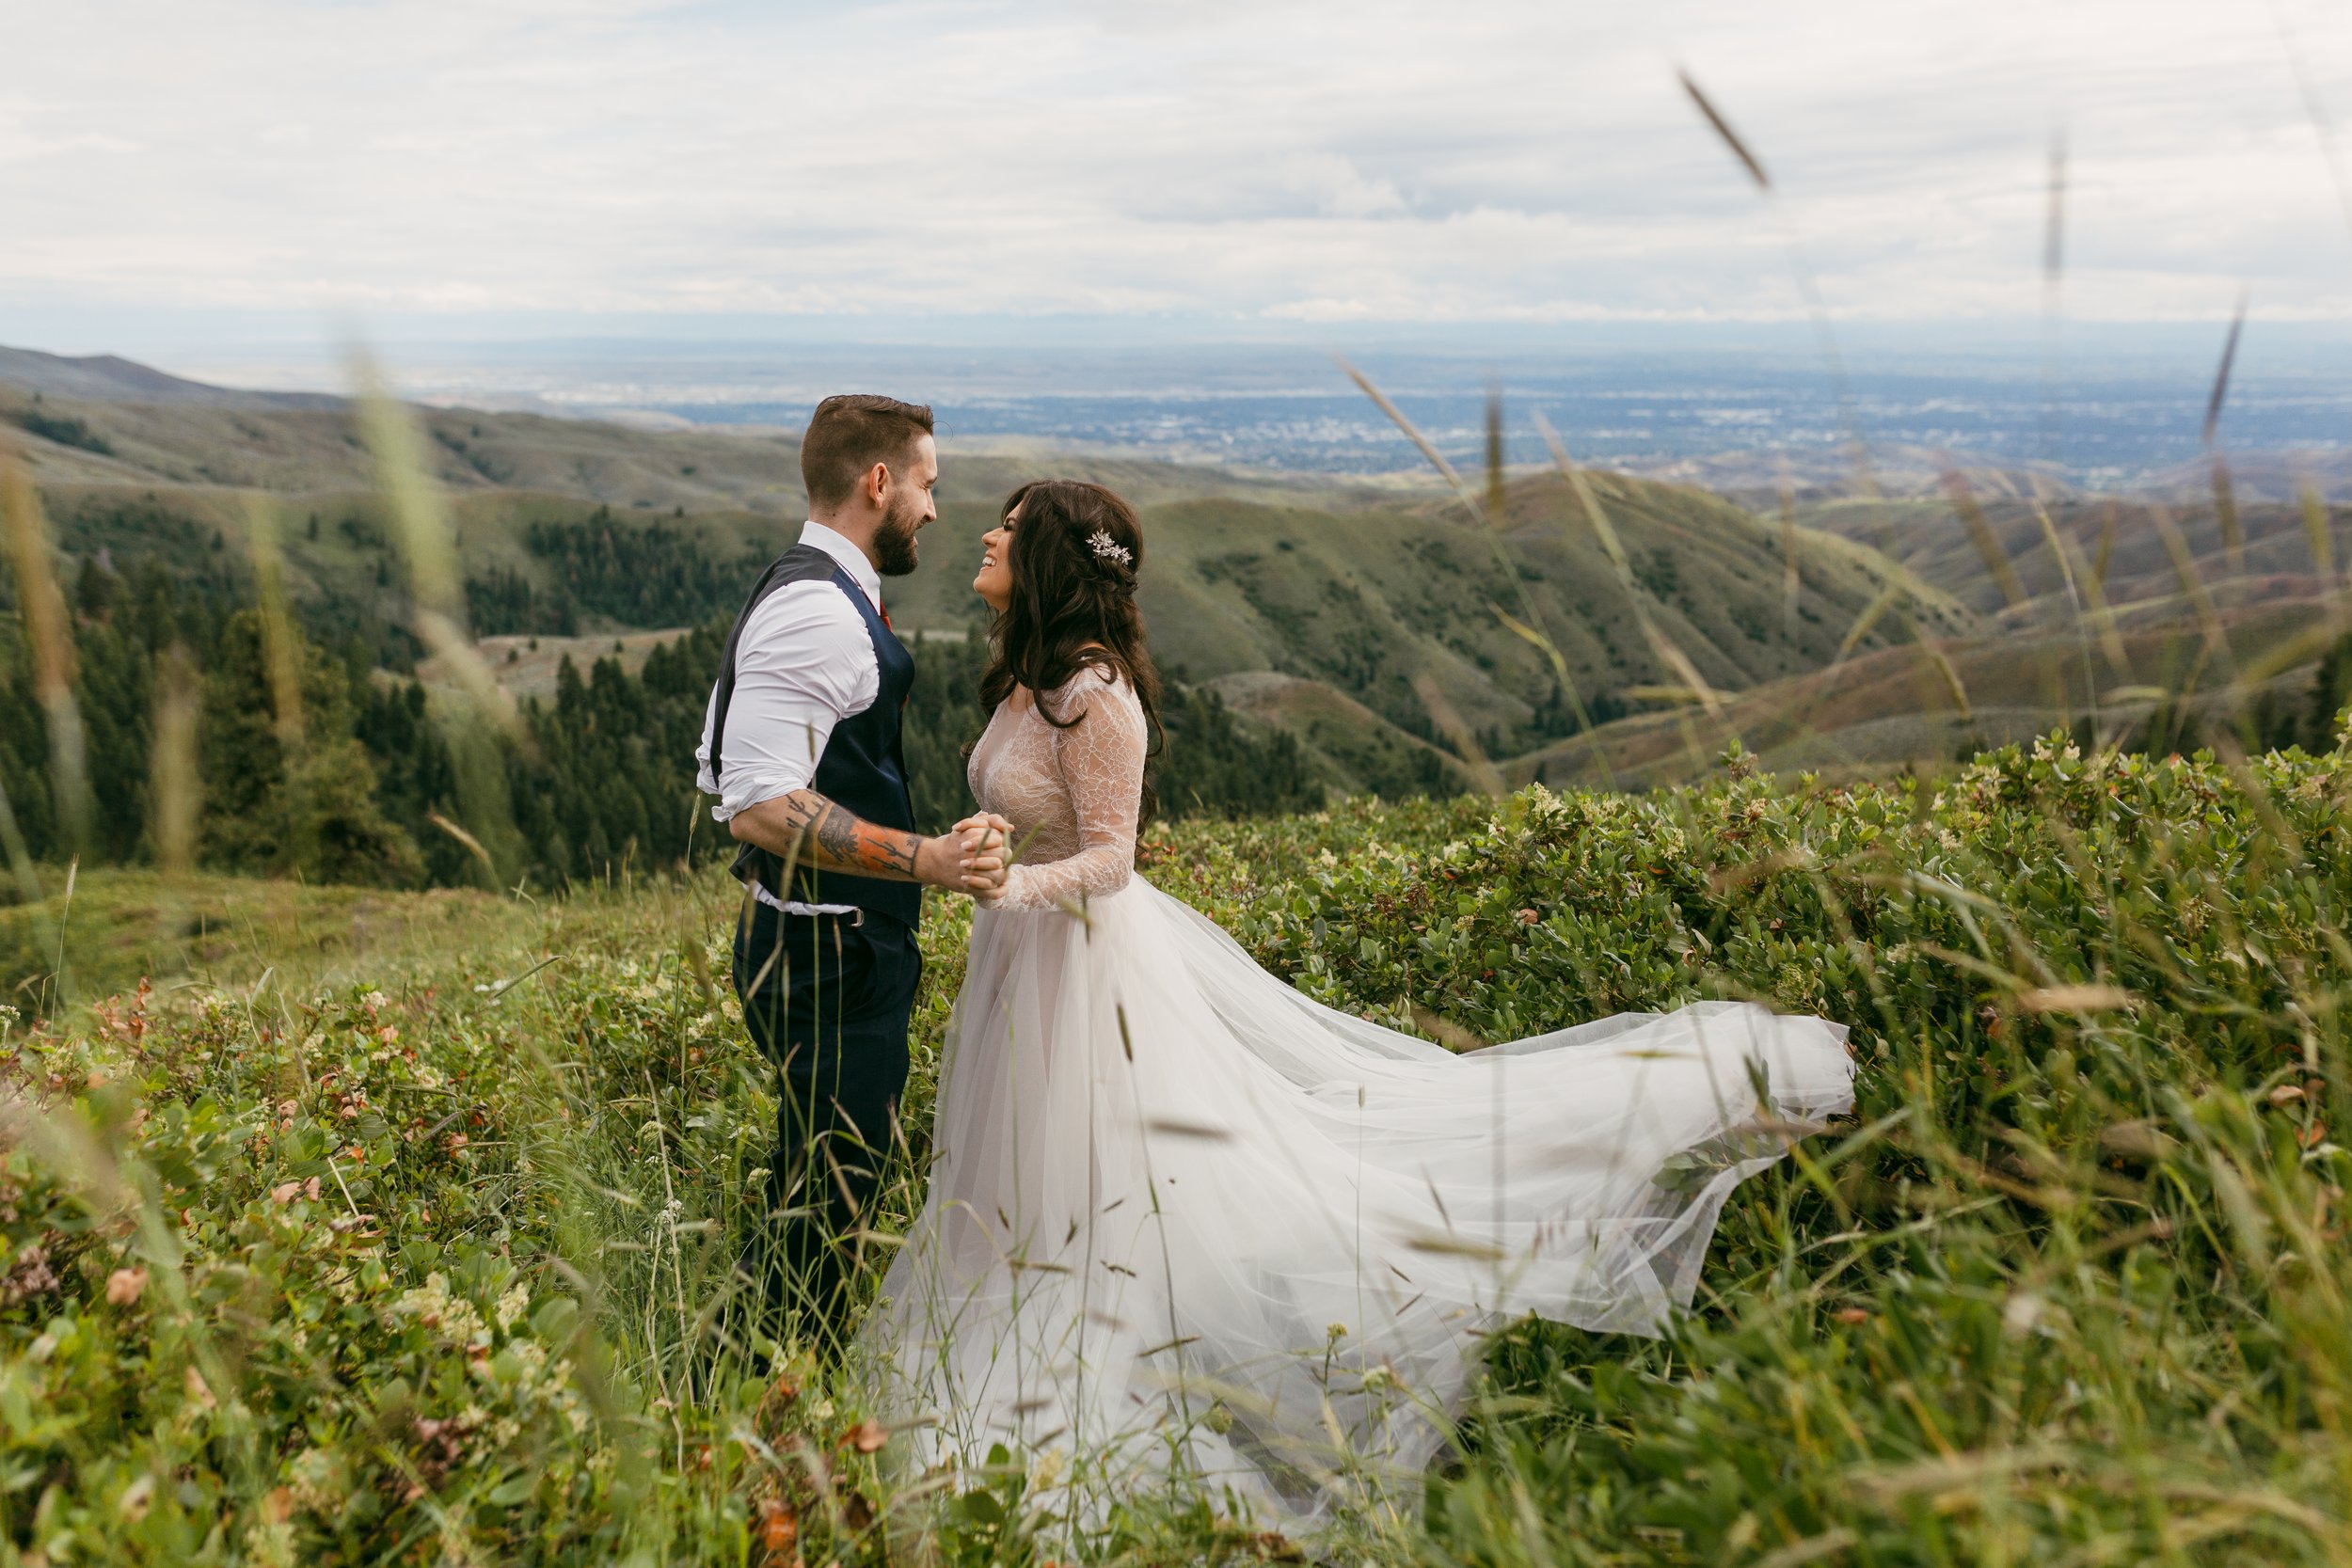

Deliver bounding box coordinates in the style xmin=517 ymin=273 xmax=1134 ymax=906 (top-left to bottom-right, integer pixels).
xmin=1940 ymin=466 xmax=2029 ymax=611
xmin=2028 ymin=500 xmax=2082 ymax=617
xmin=1676 ymin=65 xmax=1884 ymax=513
xmin=0 ymin=444 xmax=53 ymax=942
xmin=1484 ymin=387 xmax=1507 ymax=524
xmin=244 ymin=494 xmax=306 ymax=745
xmin=1338 ymin=363 xmax=1615 ymax=784
xmin=2201 ymin=294 xmax=2247 ymax=449
xmin=2033 ymin=498 xmax=2130 ymax=688
xmin=1335 ymin=356 xmax=1470 ymax=500
xmin=347 ymin=352 xmax=518 ymax=735
xmin=1408 ymin=674 xmax=1505 ymax=798
xmin=348 ymin=349 xmax=528 ymax=886
xmin=1678 ymin=70 xmax=1771 ymax=190
xmin=2022 ymin=495 xmax=2096 ymax=731
xmin=1533 ymin=413 xmax=1724 ymax=719
xmin=2043 ymin=131 xmax=2067 ymax=286
xmin=151 ymin=642 xmax=200 ymax=881
xmin=427 ymin=809 xmax=497 ymax=873
xmin=2202 ymin=293 xmax=2249 ymax=577
xmin=2149 ymin=503 xmax=2228 ymax=660
xmin=2091 ymin=502 xmax=2118 ymax=593
xmin=1920 ymin=640 xmax=1974 ymax=721
xmin=2301 ymin=483 xmax=2342 ymax=648
xmin=2272 ymin=0 xmax=2352 ymax=245
xmin=2210 ymin=453 xmax=2246 ymax=581
xmin=0 ymin=769 xmax=41 ymax=911
xmin=2040 ymin=130 xmax=2066 ymax=467
xmin=2301 ymin=483 xmax=2337 ymax=585
xmin=2 ymin=447 xmax=88 ymax=857
xmin=1836 ymin=578 xmax=1903 ymax=661
xmin=1777 ymin=461 xmax=1802 ymax=641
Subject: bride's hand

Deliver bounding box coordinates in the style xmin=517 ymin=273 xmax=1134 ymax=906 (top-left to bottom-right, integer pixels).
xmin=956 ymin=814 xmax=1016 ymax=902
xmin=954 ymin=812 xmax=1015 ymax=847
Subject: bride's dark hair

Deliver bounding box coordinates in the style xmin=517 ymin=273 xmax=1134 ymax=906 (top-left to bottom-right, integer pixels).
xmin=977 ymin=479 xmax=1164 ymax=829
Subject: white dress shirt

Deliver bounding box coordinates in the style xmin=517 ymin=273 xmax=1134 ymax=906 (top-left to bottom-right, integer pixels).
xmin=695 ymin=520 xmax=884 ymax=914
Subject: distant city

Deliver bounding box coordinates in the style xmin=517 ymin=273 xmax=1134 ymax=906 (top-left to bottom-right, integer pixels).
xmin=168 ymin=326 xmax=2352 ymax=491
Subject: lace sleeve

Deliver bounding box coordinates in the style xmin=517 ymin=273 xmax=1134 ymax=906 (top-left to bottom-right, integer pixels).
xmin=996 ymin=669 xmax=1147 ymax=911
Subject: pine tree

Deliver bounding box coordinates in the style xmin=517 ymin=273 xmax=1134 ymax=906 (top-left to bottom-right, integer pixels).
xmin=199 ymin=610 xmax=421 ymax=884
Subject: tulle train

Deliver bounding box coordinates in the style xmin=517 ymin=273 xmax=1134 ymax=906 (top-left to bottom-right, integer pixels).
xmin=859 ymin=878 xmax=1854 ymax=1527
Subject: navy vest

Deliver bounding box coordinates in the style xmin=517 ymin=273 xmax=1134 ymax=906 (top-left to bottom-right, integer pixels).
xmin=707 ymin=543 xmax=921 ymax=928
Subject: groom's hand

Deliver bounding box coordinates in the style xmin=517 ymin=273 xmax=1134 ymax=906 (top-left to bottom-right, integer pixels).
xmin=913 ymin=830 xmax=997 ymax=895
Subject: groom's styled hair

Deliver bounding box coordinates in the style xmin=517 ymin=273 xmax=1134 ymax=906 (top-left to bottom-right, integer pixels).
xmin=801 ymin=394 xmax=935 ymax=509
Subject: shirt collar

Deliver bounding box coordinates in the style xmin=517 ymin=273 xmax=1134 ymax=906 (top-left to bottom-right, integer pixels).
xmin=797 ymin=519 xmax=883 ymax=610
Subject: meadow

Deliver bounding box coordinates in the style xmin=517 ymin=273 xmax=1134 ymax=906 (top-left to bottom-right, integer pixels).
xmin=5 ymin=339 xmax=2349 ymax=1565
xmin=3 ymin=732 xmax=2349 ymax=1566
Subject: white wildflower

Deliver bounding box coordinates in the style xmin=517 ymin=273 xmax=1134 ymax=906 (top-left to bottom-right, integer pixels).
xmin=495 ymin=1281 xmax=531 ymax=1331
xmin=390 ymin=1272 xmax=486 ymax=1346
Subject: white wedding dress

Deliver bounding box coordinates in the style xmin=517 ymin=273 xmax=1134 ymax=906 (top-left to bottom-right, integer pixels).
xmin=860 ymin=667 xmax=1854 ymax=1528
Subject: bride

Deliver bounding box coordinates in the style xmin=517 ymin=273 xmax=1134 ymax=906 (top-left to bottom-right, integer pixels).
xmin=859 ymin=479 xmax=1855 ymax=1527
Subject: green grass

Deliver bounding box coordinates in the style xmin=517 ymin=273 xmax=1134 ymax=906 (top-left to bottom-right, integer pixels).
xmin=0 ymin=869 xmax=546 ymax=1012
xmin=3 ymin=747 xmax=2351 ymax=1564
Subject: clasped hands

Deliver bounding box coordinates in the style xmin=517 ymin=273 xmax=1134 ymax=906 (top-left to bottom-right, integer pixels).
xmin=948 ymin=812 xmax=1018 ymax=905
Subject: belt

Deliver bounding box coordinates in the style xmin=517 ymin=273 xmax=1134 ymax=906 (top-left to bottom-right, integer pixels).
xmin=750 ymin=881 xmax=864 ymax=923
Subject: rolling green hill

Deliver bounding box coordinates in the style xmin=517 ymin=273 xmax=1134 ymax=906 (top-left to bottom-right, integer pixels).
xmin=3 ymin=359 xmax=1974 ymax=779
xmin=1502 ymin=473 xmax=2352 ymax=789
xmin=1804 ymin=487 xmax=2352 ymax=622
xmin=0 ymin=372 xmax=1389 ymax=515
xmin=1518 ymin=592 xmax=2334 ymax=788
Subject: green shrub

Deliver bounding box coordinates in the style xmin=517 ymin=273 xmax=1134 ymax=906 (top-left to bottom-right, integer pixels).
xmin=2 ymin=736 xmax=2349 ymax=1563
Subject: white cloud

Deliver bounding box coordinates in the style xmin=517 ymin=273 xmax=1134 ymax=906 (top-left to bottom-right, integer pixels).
xmin=1 ymin=0 xmax=2348 ymax=331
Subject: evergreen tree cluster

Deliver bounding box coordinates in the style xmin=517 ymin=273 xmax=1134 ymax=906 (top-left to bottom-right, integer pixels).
xmin=1155 ymin=681 xmax=1322 ymax=819
xmin=902 ymin=639 xmax=991 ymax=833
xmin=352 ymin=679 xmax=473 ymax=886
xmin=6 ymin=403 xmax=113 ymax=455
xmin=465 ymin=566 xmax=580 ymax=638
xmin=32 ymin=493 xmax=425 ymax=674
xmin=1 ymin=557 xmax=420 ymax=883
xmin=506 ymin=628 xmax=730 ymax=886
xmin=4 ymin=557 xmax=1324 ymax=897
xmin=454 ymin=513 xmax=766 ymax=636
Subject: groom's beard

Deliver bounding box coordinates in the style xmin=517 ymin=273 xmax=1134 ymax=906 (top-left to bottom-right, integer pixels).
xmin=873 ymin=495 xmax=923 ymax=577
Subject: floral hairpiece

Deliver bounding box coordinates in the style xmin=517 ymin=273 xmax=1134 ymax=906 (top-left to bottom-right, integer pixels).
xmin=1087 ymin=529 xmax=1134 ymax=569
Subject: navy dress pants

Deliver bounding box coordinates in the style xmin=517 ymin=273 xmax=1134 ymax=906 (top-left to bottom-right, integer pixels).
xmin=731 ymin=901 xmax=921 ymax=1343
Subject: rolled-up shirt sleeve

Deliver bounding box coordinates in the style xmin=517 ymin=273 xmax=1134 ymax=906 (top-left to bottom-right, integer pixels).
xmin=693 ymin=582 xmax=879 ymax=821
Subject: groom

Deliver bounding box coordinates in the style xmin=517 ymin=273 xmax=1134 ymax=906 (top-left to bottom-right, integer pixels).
xmin=696 ymin=393 xmax=1003 ymax=1345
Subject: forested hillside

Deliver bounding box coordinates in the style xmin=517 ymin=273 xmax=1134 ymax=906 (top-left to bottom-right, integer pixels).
xmin=13 ymin=352 xmax=2335 ymax=812
xmin=2 ymin=361 xmax=1979 ymax=787
xmin=0 ymin=559 xmax=1320 ymax=896
xmin=16 ymin=472 xmax=1963 ymax=792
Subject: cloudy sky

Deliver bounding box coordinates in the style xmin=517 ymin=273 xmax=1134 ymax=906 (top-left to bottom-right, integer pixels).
xmin=5 ymin=0 xmax=2352 ymax=352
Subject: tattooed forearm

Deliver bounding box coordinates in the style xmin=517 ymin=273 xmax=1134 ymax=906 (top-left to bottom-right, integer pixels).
xmin=730 ymin=788 xmax=928 ymax=881
xmin=811 ymin=801 xmax=918 ymax=877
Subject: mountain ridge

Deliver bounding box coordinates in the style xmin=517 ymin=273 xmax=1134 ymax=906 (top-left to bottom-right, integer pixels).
xmin=0 ymin=344 xmax=342 ymax=410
